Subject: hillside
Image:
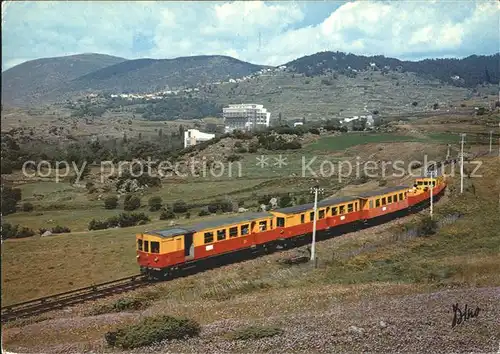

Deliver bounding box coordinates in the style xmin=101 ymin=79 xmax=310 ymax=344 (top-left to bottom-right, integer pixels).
xmin=285 ymin=51 xmax=500 ymax=87
xmin=1 ymin=53 xmax=126 ymax=107
xmin=2 ymin=55 xmax=266 ymax=106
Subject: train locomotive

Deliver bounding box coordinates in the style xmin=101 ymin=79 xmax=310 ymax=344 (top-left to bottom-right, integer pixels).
xmin=136 ymin=174 xmax=446 ymax=279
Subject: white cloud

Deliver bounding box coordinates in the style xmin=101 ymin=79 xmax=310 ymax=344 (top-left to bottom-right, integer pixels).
xmin=2 ymin=0 xmax=499 ymax=71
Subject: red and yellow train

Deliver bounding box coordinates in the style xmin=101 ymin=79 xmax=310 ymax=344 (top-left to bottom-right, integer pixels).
xmin=136 ymin=175 xmax=446 ymax=279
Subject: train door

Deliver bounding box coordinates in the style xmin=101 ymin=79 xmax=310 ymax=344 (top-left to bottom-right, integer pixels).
xmin=184 ymin=232 xmax=194 ymax=260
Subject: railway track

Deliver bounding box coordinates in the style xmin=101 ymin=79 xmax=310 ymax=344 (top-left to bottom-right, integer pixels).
xmin=1 ymin=274 xmax=147 ymax=323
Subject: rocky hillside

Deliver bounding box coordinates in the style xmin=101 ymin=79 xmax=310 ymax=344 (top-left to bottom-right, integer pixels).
xmin=1 ymin=53 xmax=126 ymax=107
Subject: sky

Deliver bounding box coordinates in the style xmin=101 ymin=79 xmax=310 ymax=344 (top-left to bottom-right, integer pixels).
xmin=2 ymin=0 xmax=499 ymax=71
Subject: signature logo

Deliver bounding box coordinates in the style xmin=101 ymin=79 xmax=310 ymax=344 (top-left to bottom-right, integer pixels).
xmin=451 ymin=303 xmax=480 ymax=328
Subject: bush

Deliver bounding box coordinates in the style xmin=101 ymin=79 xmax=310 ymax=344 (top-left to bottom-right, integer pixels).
xmin=416 ymin=216 xmax=438 ymax=237
xmin=88 ymin=219 xmax=109 ymax=231
xmin=104 ymin=315 xmax=201 ymax=349
xmin=248 ymin=142 xmax=259 ymax=153
xmin=227 ymin=325 xmax=283 ymax=341
xmin=185 ymin=212 xmax=191 ymax=219
xmin=1 ymin=223 xmax=36 ymax=239
xmin=22 ymin=202 xmax=34 ymax=212
xmin=1 ymin=186 xmax=22 ymax=215
xmin=148 ymin=196 xmax=163 ymax=212
xmin=104 ymin=196 xmax=118 ymax=209
xmin=172 ymin=200 xmax=188 ymax=213
xmin=198 ymin=209 xmax=210 ymax=216
xmin=160 ymin=209 xmax=176 ymax=220
xmin=279 ymin=195 xmax=292 ymax=208
xmin=117 ymin=212 xmax=150 ymax=227
xmin=226 ymin=154 xmax=243 ymax=162
xmin=308 ymin=128 xmax=320 ymax=135
xmin=124 ymin=195 xmax=141 ymax=211
xmin=51 ymin=225 xmax=71 ymax=234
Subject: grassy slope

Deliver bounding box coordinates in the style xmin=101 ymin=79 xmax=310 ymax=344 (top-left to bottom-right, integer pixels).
xmin=2 ymin=156 xmax=498 ymax=352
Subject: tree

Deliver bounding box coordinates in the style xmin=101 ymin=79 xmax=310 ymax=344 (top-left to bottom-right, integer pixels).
xmin=124 ymin=195 xmax=141 ymax=211
xmin=279 ymin=195 xmax=292 ymax=208
xmin=22 ymin=202 xmax=34 ymax=212
xmin=1 ymin=186 xmax=22 ymax=215
xmin=148 ymin=196 xmax=163 ymax=211
xmin=172 ymin=200 xmax=188 ymax=213
xmin=433 ymin=103 xmax=439 ymax=110
xmin=104 ymin=196 xmax=119 ymax=209
xmin=412 ymin=101 xmax=418 ymax=107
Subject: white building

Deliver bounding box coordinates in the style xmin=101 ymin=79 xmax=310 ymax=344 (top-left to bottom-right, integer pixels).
xmin=293 ymin=122 xmax=303 ymax=127
xmin=222 ymin=104 xmax=271 ymax=133
xmin=184 ymin=129 xmax=215 ymax=148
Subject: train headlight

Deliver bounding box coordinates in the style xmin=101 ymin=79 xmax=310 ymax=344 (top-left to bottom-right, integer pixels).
xmin=136 ymin=255 xmax=140 ymax=259
xmin=154 ymin=257 xmax=159 ymax=262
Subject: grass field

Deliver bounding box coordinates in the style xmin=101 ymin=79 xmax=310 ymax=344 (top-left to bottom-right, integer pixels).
xmin=306 ymin=132 xmax=468 ymax=152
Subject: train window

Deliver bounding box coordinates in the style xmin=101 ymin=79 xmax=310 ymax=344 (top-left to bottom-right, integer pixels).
xmin=144 ymin=240 xmax=149 ymax=253
xmin=259 ymin=221 xmax=267 ymax=231
xmin=309 ymin=211 xmax=315 ymax=221
xmin=332 ymin=207 xmax=338 ymax=216
xmin=277 ymin=217 xmax=285 ymax=227
xmin=241 ymin=224 xmax=249 ymax=235
xmin=388 ymin=196 xmax=392 ymax=203
xmin=339 ymin=205 xmax=345 ymax=214
xmin=229 ymin=227 xmax=238 ymax=238
xmin=369 ymin=200 xmax=374 ymax=209
xmin=354 ymin=203 xmax=358 ymax=211
xmin=319 ymin=210 xmax=325 ymax=219
xmin=204 ymin=232 xmax=214 ymax=244
xmin=347 ymin=203 xmax=353 ymax=212
xmin=399 ymin=193 xmax=404 ymax=200
xmin=151 ymin=241 xmax=160 ymax=254
xmin=382 ymin=197 xmax=386 ymax=205
xmin=300 ymin=214 xmax=305 ymax=223
xmin=137 ymin=239 xmax=143 ymax=251
xmin=418 ymin=181 xmax=423 ymax=186
xmin=376 ymin=199 xmax=380 ymax=207
xmin=217 ymin=229 xmax=226 ymax=241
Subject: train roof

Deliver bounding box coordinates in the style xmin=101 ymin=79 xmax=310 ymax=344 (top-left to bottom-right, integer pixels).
xmin=274 ymin=195 xmax=358 ymax=215
xmin=148 ymin=212 xmax=273 ymax=238
xmin=358 ymin=186 xmax=408 ymax=198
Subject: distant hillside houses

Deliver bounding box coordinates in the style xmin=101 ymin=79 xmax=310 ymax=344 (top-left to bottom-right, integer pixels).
xmin=340 ymin=114 xmax=374 ymax=130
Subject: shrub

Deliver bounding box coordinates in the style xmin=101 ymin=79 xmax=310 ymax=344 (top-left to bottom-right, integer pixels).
xmin=51 ymin=225 xmax=71 ymax=234
xmin=88 ymin=219 xmax=109 ymax=231
xmin=226 ymin=154 xmax=243 ymax=162
xmin=1 ymin=186 xmax=22 ymax=215
xmin=185 ymin=212 xmax=191 ymax=219
xmin=378 ymin=180 xmax=388 ymax=187
xmin=89 ymin=297 xmax=150 ymax=315
xmin=1 ymin=223 xmax=36 ymax=239
xmin=227 ymin=325 xmax=283 ymax=341
xmin=148 ymin=196 xmax=163 ymax=212
xmin=248 ymin=142 xmax=259 ymax=153
xmin=160 ymin=209 xmax=176 ymax=220
xmin=308 ymin=128 xmax=320 ymax=135
xmin=104 ymin=196 xmax=118 ymax=209
xmin=172 ymin=200 xmax=188 ymax=213
xmin=104 ymin=315 xmax=201 ymax=349
xmin=124 ymin=195 xmax=141 ymax=211
xmin=416 ymin=216 xmax=438 ymax=237
xmin=22 ymin=202 xmax=34 ymax=212
xmin=198 ymin=209 xmax=210 ymax=216
xmin=117 ymin=212 xmax=149 ymax=227
xmin=279 ymin=195 xmax=292 ymax=208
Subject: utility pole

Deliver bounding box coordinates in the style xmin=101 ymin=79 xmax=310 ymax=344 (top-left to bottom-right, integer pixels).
xmin=310 ymin=185 xmax=324 ymax=264
xmin=427 ymin=170 xmax=436 ymax=218
xmin=489 ymin=130 xmax=493 ymax=154
xmin=460 ymin=133 xmax=466 ymax=194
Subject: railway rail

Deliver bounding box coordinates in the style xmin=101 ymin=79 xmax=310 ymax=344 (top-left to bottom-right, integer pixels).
xmin=1 ymin=274 xmax=147 ymax=323
xmin=1 ymin=151 xmax=495 ymax=324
